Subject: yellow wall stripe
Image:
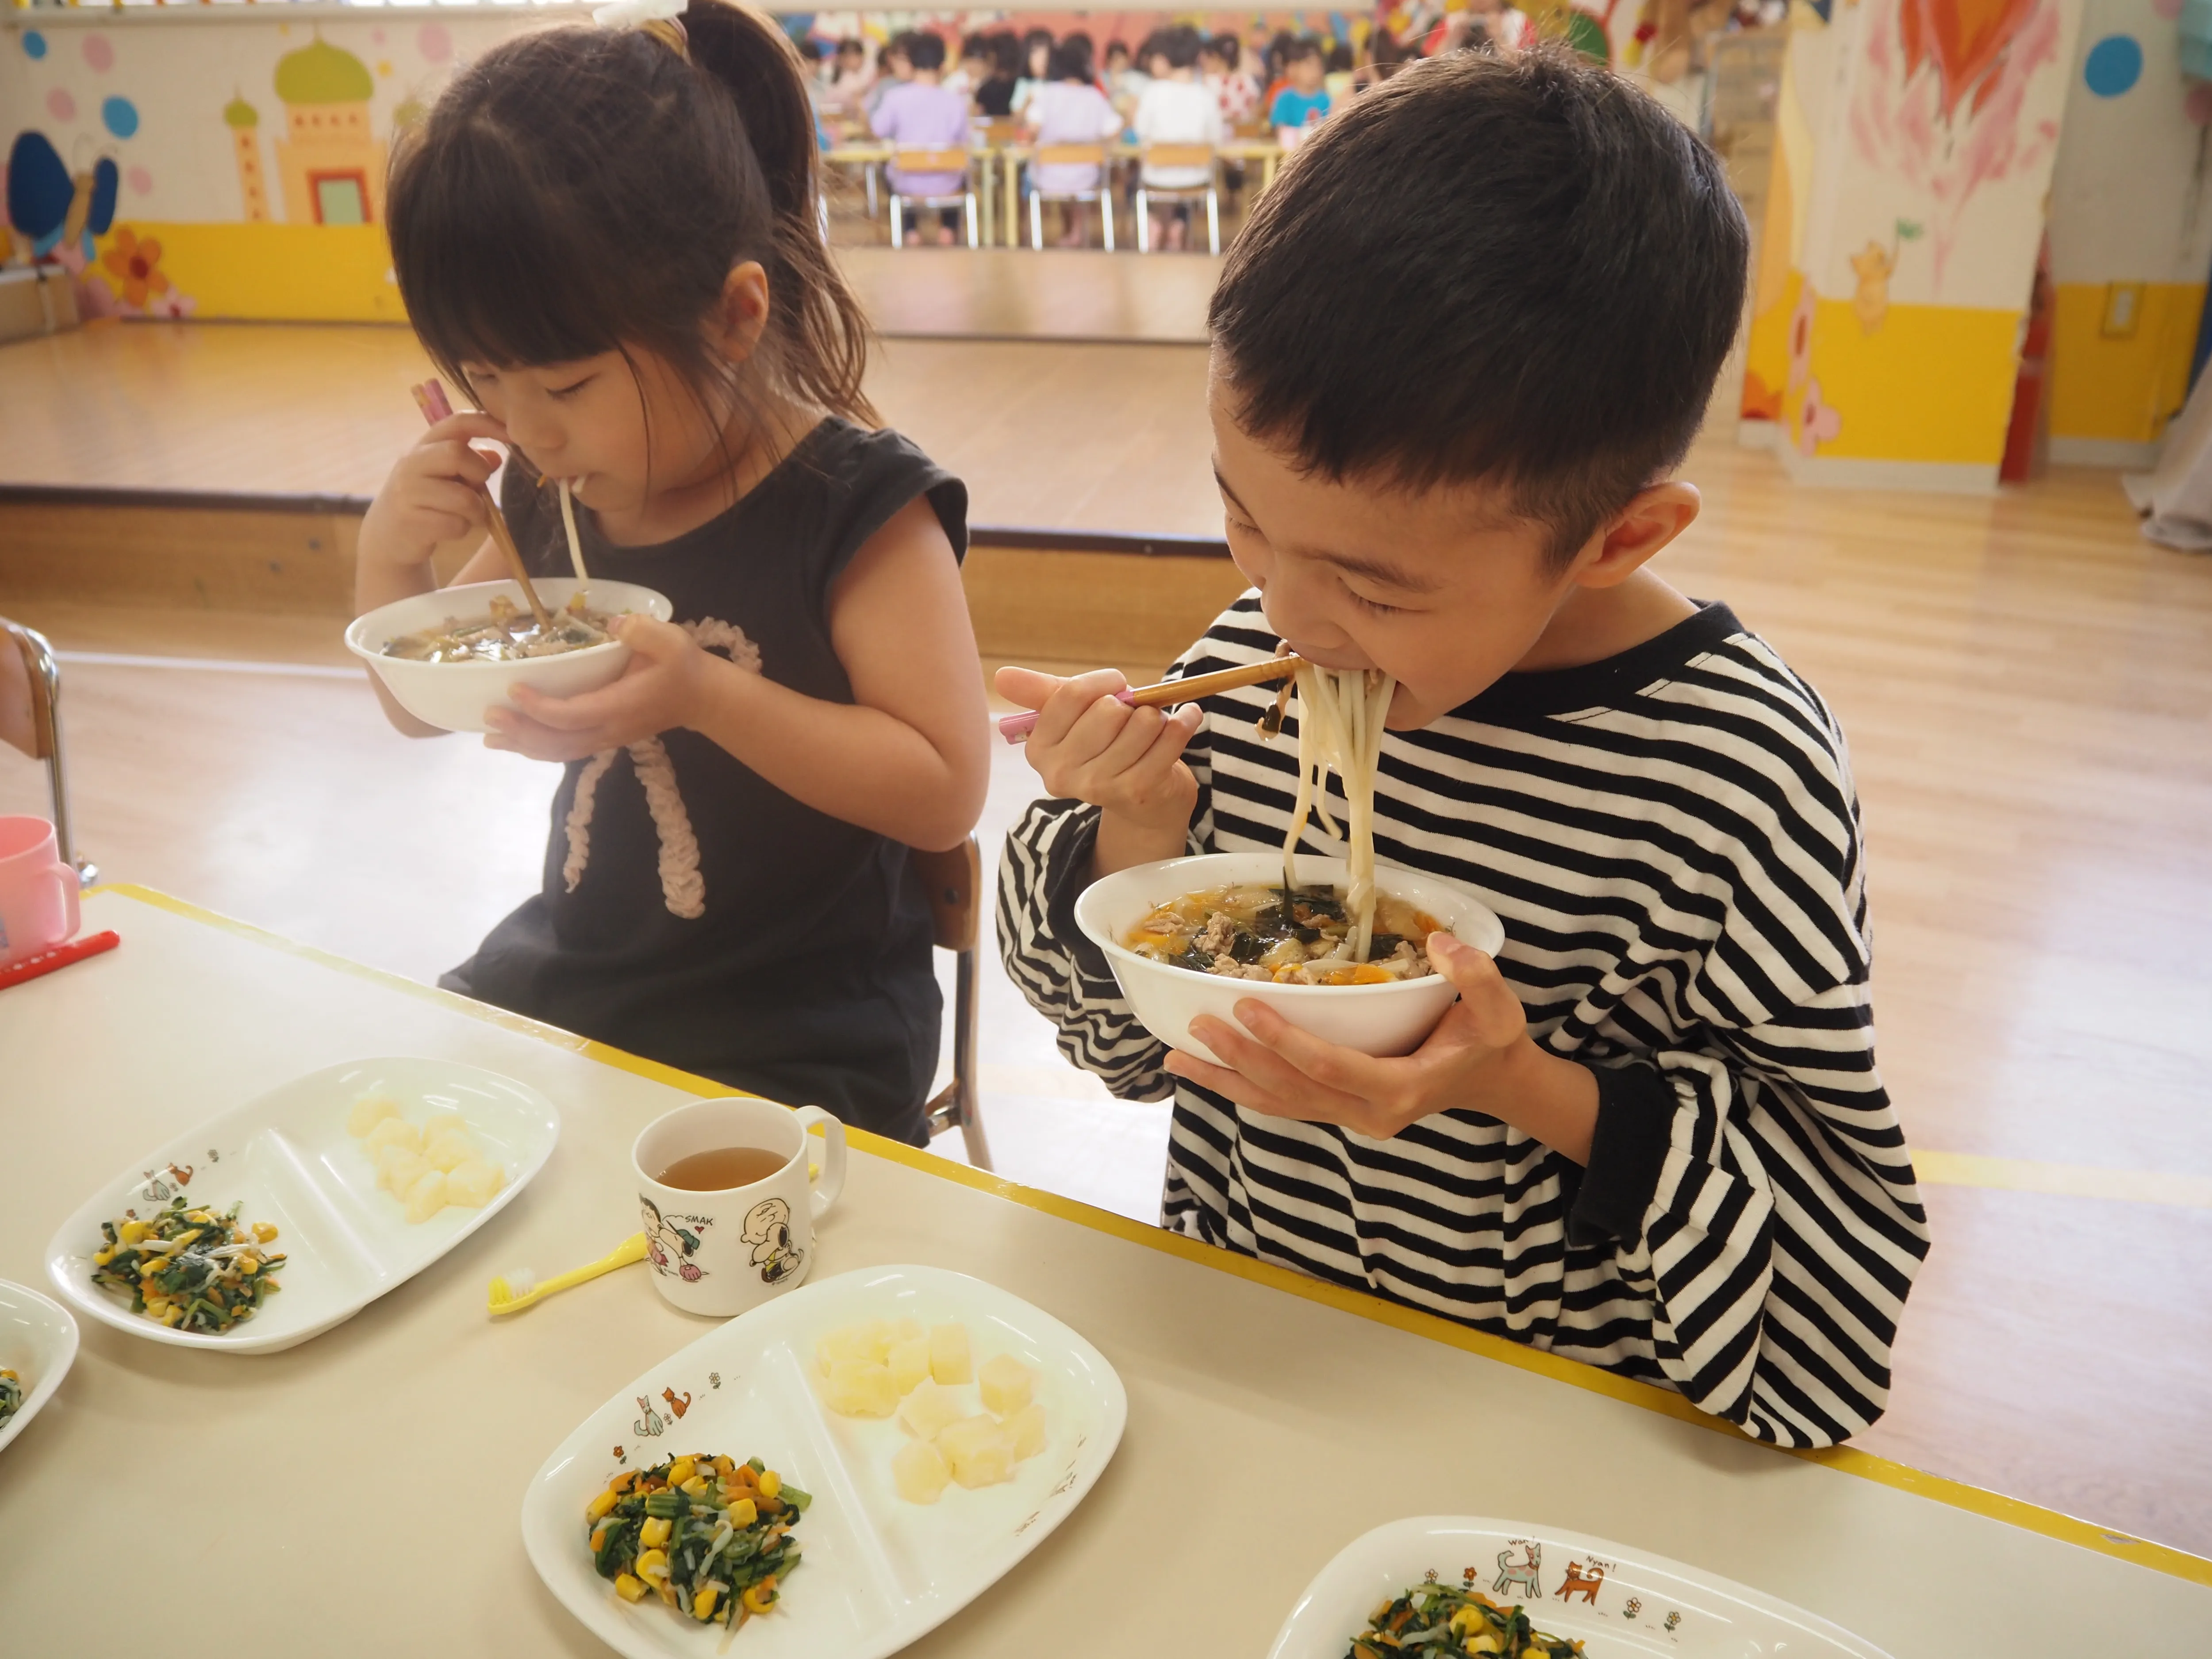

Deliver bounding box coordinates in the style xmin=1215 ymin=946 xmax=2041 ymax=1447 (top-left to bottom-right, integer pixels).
xmin=86 ymin=885 xmax=2212 ymax=1587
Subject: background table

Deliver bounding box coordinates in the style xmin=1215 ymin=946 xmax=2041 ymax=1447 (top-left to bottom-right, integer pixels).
xmin=2 ymin=888 xmax=2205 ymax=1656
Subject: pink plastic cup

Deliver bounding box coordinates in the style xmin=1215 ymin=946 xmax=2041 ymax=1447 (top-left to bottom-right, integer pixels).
xmin=0 ymin=817 xmax=80 ymax=969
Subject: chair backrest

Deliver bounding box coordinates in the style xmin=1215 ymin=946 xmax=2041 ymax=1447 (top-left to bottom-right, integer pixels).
xmin=980 ymin=118 xmax=1020 ymax=145
xmin=909 ymin=836 xmax=981 ymax=955
xmin=893 ymin=148 xmax=970 ymax=175
xmin=0 ymin=617 xmax=57 ymax=763
xmin=1141 ymin=143 xmax=1214 ymax=170
xmin=1035 ymin=143 xmax=1107 ymax=166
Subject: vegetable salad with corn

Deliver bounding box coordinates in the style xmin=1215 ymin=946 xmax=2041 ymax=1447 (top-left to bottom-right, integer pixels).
xmin=588 ymin=1454 xmax=810 ymax=1629
xmin=89 ymin=1196 xmax=286 ymax=1334
xmin=0 ymin=1366 xmax=21 ymax=1428
xmin=1348 ymin=1584 xmax=1585 ymax=1658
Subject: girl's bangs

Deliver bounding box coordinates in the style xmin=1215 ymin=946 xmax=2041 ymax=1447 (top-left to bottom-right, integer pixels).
xmin=395 ymin=129 xmax=629 ymax=385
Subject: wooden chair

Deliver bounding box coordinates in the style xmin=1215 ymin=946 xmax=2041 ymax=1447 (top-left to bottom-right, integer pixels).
xmin=1026 ymin=144 xmax=1116 ymax=251
xmin=912 ymin=834 xmax=991 ymax=1168
xmin=1133 ymin=144 xmax=1220 ymax=254
xmin=0 ymin=616 xmax=95 ymax=886
xmin=887 ymin=149 xmax=980 ymax=248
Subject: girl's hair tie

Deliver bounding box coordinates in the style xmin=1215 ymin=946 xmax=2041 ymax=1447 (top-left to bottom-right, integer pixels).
xmin=592 ymin=0 xmax=690 ymax=60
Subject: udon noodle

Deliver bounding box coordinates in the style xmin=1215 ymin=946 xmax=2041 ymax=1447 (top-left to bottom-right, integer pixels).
xmin=380 ymin=591 xmax=613 ymax=663
xmin=1282 ymin=665 xmax=1397 ymax=961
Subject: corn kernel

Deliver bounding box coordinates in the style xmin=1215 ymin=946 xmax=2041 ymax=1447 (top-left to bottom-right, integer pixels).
xmin=634 ymin=1548 xmax=669 ymax=1584
xmin=614 ymin=1573 xmax=649 ymax=1603
xmin=252 ymin=1222 xmax=278 ymax=1243
xmin=757 ymin=1469 xmax=781 ymax=1500
xmin=693 ymin=1585 xmax=721 ymax=1621
xmin=184 ymin=1211 xmax=212 ymax=1226
xmin=239 ymin=1256 xmax=260 ymax=1275
xmin=726 ymin=1498 xmax=757 ymax=1528
xmin=92 ymin=1248 xmax=114 ymax=1267
xmin=681 ymin=1475 xmax=710 ymax=1498
xmin=638 ymin=1517 xmax=671 ymax=1549
xmin=119 ymin=1221 xmax=150 ymax=1244
xmin=586 ymin=1486 xmax=620 ymax=1522
xmin=666 ymin=1458 xmax=695 ymax=1486
xmin=741 ymin=1578 xmax=776 ymax=1614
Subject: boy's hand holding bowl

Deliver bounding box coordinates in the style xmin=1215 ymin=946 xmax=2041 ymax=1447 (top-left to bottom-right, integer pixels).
xmin=1006 ymin=665 xmax=1601 ymax=1162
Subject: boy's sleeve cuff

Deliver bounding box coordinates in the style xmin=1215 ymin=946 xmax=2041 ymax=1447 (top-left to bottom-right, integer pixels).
xmin=1566 ymin=1060 xmax=1677 ymax=1249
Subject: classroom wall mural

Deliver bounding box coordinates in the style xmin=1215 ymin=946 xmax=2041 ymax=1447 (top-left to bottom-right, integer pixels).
xmin=1740 ymin=0 xmax=2085 ymax=480
xmin=2041 ymin=0 xmax=2212 ymax=453
xmin=0 ymin=13 xmax=525 ymax=322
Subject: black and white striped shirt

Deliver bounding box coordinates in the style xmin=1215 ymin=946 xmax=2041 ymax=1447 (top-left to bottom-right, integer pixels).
xmin=997 ymin=595 xmax=1929 ymax=1448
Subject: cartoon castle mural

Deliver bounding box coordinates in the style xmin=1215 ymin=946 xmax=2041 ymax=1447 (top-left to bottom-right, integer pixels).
xmin=223 ymin=93 xmax=271 ymax=225
xmin=271 ymin=35 xmax=385 ymax=228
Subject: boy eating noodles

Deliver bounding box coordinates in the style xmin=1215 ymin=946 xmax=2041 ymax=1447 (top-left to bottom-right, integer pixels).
xmin=996 ymin=46 xmax=1928 ymax=1448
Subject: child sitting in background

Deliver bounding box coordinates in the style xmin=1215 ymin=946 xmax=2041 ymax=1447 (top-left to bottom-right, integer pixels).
xmin=995 ymin=46 xmax=1928 ymax=1447
xmin=1201 ymin=35 xmax=1259 ymax=129
xmin=871 ymin=32 xmax=972 ymax=245
xmin=1009 ymin=28 xmax=1056 ymax=118
xmin=1132 ymin=25 xmax=1221 ymax=251
xmin=824 ymin=35 xmax=873 ymax=120
xmin=1323 ymin=42 xmax=1357 ymax=103
xmin=358 ymin=0 xmax=989 ymax=1142
xmin=1023 ymin=42 xmax=1125 ymax=247
xmin=1268 ymin=40 xmax=1332 ymax=147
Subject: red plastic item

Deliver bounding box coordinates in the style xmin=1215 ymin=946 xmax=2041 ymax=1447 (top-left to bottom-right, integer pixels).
xmin=0 ymin=929 xmax=119 ymax=991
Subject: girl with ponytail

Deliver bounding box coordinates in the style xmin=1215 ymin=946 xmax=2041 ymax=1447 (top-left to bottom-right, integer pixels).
xmin=356 ymin=0 xmax=989 ymax=1143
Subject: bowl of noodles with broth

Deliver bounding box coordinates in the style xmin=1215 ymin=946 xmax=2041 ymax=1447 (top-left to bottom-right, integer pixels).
xmin=346 ymin=577 xmax=673 ymax=734
xmin=1073 ymin=665 xmax=1505 ymax=1065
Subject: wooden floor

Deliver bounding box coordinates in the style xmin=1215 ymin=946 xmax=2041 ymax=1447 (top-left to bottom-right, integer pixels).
xmin=2 ymin=318 xmax=2210 ymax=1557
xmin=0 ymin=320 xmax=1217 ymax=536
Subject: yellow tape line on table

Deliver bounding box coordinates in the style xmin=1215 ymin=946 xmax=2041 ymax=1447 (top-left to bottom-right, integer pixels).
xmin=87 ymin=884 xmax=2212 ymax=1589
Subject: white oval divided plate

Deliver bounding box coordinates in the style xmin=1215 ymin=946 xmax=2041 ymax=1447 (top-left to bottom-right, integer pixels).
xmin=44 ymin=1057 xmax=559 ymax=1355
xmin=522 ymin=1264 xmax=1128 ymax=1659
xmin=0 ymin=1279 xmax=79 ymax=1456
xmin=1267 ymin=1517 xmax=1891 ymax=1659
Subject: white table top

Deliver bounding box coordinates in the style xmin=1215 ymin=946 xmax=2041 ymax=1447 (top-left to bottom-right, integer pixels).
xmin=1 ymin=888 xmax=2204 ymax=1656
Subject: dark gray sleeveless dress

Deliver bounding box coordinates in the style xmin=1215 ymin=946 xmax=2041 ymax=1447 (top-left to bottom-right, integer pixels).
xmin=440 ymin=419 xmax=967 ymax=1144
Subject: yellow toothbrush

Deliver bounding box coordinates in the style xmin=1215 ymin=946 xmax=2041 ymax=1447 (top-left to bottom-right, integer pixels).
xmin=488 ymin=1232 xmax=648 ymax=1316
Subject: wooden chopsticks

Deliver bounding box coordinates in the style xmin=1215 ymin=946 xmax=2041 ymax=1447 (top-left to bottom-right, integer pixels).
xmin=998 ymin=655 xmax=1302 ymax=743
xmin=410 ymin=378 xmax=558 ymax=634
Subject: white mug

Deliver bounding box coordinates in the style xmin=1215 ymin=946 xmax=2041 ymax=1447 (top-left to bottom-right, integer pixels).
xmin=630 ymin=1098 xmax=848 ymax=1318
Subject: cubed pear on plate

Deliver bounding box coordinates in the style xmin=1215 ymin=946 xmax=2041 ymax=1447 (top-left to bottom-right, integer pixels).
xmin=891 ymin=1439 xmax=950 ymax=1505
xmin=444 ymin=1159 xmax=506 ymax=1209
xmin=815 ymin=1325 xmax=870 ymax=1374
xmin=346 ymin=1094 xmax=402 ymax=1137
xmin=979 ymin=1352 xmax=1035 ymax=1417
xmin=823 ymin=1358 xmax=900 ymax=1418
xmin=363 ymin=1115 xmax=423 ymax=1157
xmin=376 ymin=1145 xmax=429 ymax=1196
xmin=894 ymin=1316 xmax=922 ymax=1342
xmin=937 ymin=1414 xmax=1014 ymax=1489
xmin=422 ymin=1111 xmax=470 ymax=1143
xmin=928 ymin=1322 xmax=972 ymax=1386
xmin=1002 ymin=1402 xmax=1047 ymax=1463
xmin=897 ymin=1378 xmax=964 ymax=1442
xmin=888 ymin=1335 xmax=931 ymax=1395
xmin=402 ymin=1167 xmax=449 ymax=1224
xmin=422 ymin=1131 xmax=477 ymax=1173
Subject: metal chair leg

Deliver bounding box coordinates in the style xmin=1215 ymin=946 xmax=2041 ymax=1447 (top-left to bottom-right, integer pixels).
xmin=1135 ymin=187 xmax=1149 ymax=252
xmin=889 ymin=194 xmax=903 ymax=246
xmin=1206 ymin=187 xmax=1221 ymax=256
xmin=865 ymin=162 xmax=878 ymax=220
xmin=1029 ymin=190 xmax=1043 ymax=250
xmin=1101 ymin=188 xmax=1115 ymax=251
xmin=966 ymin=192 xmax=979 ymax=249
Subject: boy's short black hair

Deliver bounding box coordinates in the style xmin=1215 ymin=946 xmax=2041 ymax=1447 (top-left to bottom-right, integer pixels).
xmin=1281 ymin=38 xmax=1323 ymax=65
xmin=834 ymin=37 xmax=864 ymax=58
xmin=905 ymin=31 xmax=946 ymax=73
xmin=1209 ymin=47 xmax=1748 ymax=565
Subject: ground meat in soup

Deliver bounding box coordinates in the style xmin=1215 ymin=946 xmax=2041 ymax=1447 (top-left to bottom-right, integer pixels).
xmin=1122 ymin=883 xmax=1443 ymax=984
xmin=381 ymin=592 xmax=614 ymax=663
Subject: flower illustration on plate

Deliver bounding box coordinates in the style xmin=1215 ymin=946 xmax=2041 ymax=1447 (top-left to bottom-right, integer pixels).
xmin=1797 ymin=377 xmax=1843 ymax=457
xmin=100 ymin=227 xmax=170 ymax=310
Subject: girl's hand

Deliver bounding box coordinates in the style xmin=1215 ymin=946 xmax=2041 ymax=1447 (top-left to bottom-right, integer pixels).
xmin=995 ymin=666 xmax=1200 ymax=871
xmin=485 ymin=617 xmax=721 ymax=761
xmin=1164 ymin=935 xmax=1598 ymax=1160
xmin=357 ymin=411 xmax=509 ymax=572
